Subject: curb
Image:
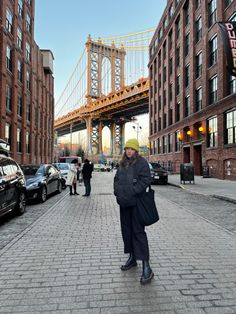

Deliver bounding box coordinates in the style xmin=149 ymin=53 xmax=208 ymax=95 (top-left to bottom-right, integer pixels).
xmin=168 ymin=182 xmax=236 ymax=205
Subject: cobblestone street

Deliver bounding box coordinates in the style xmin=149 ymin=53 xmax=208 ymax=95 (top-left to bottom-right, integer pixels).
xmin=0 ymin=172 xmax=236 ymax=313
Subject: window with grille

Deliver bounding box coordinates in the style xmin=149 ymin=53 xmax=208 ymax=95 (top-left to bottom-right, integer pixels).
xmin=225 ymin=109 xmax=236 ymax=145
xmin=6 ymin=85 xmax=12 ymax=111
xmin=5 ymin=123 xmax=11 ymax=148
xmin=6 ymin=7 xmax=13 ymax=33
xmin=26 ymin=13 xmax=31 ymax=33
xmin=196 ymin=51 xmax=202 ymax=78
xmin=18 ymin=0 xmax=23 ymax=17
xmin=209 ymin=35 xmax=217 ymax=67
xmin=195 ymin=87 xmax=202 ymax=112
xmin=208 ymin=0 xmax=217 ymax=28
xmin=17 ymin=96 xmax=23 ymax=117
xmin=17 ymin=129 xmax=22 ymax=153
xmin=17 ymin=60 xmax=23 ymax=82
xmin=195 ymin=16 xmax=202 ymax=42
xmin=6 ymin=45 xmax=12 ymax=71
xmin=185 ymin=95 xmax=190 ymax=117
xmin=207 ymin=116 xmax=218 ymax=147
xmin=26 ymin=42 xmax=31 ymax=62
xmin=17 ymin=27 xmax=23 ymax=49
xmin=209 ymin=76 xmax=218 ymax=104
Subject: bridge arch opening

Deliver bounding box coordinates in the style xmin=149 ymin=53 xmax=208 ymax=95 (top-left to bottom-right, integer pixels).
xmin=101 ymin=57 xmax=111 ymax=96
xmin=102 ymin=126 xmax=111 ymax=156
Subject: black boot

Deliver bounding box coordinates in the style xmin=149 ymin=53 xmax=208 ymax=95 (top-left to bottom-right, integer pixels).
xmin=140 ymin=260 xmax=154 ymax=285
xmin=121 ymin=253 xmax=137 ymax=271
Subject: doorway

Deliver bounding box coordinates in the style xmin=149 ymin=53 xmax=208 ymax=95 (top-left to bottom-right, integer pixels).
xmin=193 ymin=144 xmax=202 ymax=175
xmin=183 ymin=146 xmax=190 ymax=163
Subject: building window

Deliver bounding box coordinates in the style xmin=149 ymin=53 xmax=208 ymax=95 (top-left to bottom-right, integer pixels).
xmin=176 ymin=75 xmax=180 ymax=95
xmin=176 ymin=47 xmax=180 ymax=67
xmin=164 ymin=90 xmax=167 ymax=106
xmin=209 ymin=76 xmax=218 ymax=104
xmin=26 ymin=70 xmax=31 ymax=90
xmin=158 ymin=51 xmax=161 ymax=67
xmin=208 ymin=0 xmax=217 ymax=28
xmin=207 ymin=116 xmax=218 ymax=147
xmin=158 ymin=95 xmax=162 ymax=111
xmin=26 ymin=103 xmax=31 ymax=121
xmin=168 ymin=133 xmax=173 ymax=152
xmin=163 ymin=17 xmax=168 ymax=30
xmin=157 ymin=138 xmax=161 ymax=154
xmin=169 ymin=58 xmax=173 ymax=75
xmin=18 ymin=0 xmax=23 ymax=17
xmin=6 ymin=7 xmax=13 ymax=33
xmin=159 ymin=73 xmax=162 ymax=88
xmin=6 ymin=85 xmax=12 ymax=111
xmin=169 ymin=84 xmax=173 ymax=104
xmin=169 ymin=4 xmax=174 ymax=19
xmin=26 ymin=13 xmax=31 ymax=33
xmin=17 ymin=60 xmax=23 ymax=82
xmin=163 ymin=41 xmax=166 ymax=59
xmin=209 ymin=35 xmax=217 ymax=67
xmin=196 ymin=16 xmax=202 ymax=42
xmin=158 ymin=28 xmax=163 ymax=41
xmin=185 ymin=95 xmax=190 ymax=117
xmin=6 ymin=45 xmax=12 ymax=71
xmin=196 ymin=51 xmax=202 ymax=78
xmin=185 ymin=65 xmax=190 ymax=87
xmin=5 ymin=123 xmax=11 ymax=148
xmin=169 ymin=108 xmax=173 ymax=125
xmin=17 ymin=27 xmax=23 ymax=49
xmin=26 ymin=131 xmax=30 ymax=153
xmin=229 ymin=13 xmax=236 ymax=22
xmin=185 ymin=33 xmax=190 ymax=56
xmin=225 ymin=0 xmax=233 ymax=8
xmin=164 ymin=66 xmax=166 ymax=82
xmin=176 ymin=103 xmax=180 ymax=122
xmin=163 ymin=136 xmax=167 ymax=153
xmin=169 ymin=30 xmax=173 ymax=50
xmin=17 ymin=96 xmax=23 ymax=117
xmin=184 ymin=1 xmax=189 ymax=26
xmin=228 ymin=74 xmax=236 ymax=95
xmin=196 ymin=0 xmax=201 ymax=9
xmin=195 ymin=87 xmax=203 ymax=112
xmin=17 ymin=128 xmax=22 ymax=153
xmin=176 ymin=16 xmax=180 ymax=39
xmin=225 ymin=109 xmax=236 ymax=145
xmin=175 ymin=130 xmax=181 ymax=151
xmin=26 ymin=42 xmax=31 ymax=62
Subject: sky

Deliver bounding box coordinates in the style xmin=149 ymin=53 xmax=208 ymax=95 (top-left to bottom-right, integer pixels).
xmin=34 ymin=0 xmax=167 ymax=148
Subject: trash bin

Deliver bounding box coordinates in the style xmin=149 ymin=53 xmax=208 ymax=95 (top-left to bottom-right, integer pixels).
xmin=180 ymin=163 xmax=194 ymax=184
xmin=202 ymin=165 xmax=209 ymax=178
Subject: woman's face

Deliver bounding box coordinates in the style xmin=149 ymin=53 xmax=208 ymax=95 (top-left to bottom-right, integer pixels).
xmin=125 ymin=148 xmax=136 ymax=158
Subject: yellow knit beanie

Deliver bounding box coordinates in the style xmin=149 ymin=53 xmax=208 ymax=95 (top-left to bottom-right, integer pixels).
xmin=124 ymin=138 xmax=139 ymax=152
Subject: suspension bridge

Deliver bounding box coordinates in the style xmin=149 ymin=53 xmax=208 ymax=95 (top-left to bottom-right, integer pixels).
xmin=54 ymin=28 xmax=154 ymax=157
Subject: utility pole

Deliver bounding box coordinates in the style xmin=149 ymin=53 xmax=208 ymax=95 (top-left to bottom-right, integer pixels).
xmin=132 ymin=121 xmax=142 ymax=141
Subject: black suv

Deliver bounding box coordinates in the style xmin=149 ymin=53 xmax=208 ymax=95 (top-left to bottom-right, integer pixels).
xmin=0 ymin=154 xmax=26 ymax=218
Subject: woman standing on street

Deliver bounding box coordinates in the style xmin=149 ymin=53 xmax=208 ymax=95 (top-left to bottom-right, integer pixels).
xmin=114 ymin=138 xmax=154 ymax=285
xmin=66 ymin=163 xmax=79 ymax=195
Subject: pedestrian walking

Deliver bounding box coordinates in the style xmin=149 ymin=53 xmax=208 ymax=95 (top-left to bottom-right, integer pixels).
xmin=82 ymin=159 xmax=93 ymax=196
xmin=66 ymin=163 xmax=79 ymax=195
xmin=114 ymin=138 xmax=154 ymax=285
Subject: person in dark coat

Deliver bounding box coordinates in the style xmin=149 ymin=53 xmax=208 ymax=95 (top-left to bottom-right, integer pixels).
xmin=82 ymin=159 xmax=93 ymax=196
xmin=114 ymin=138 xmax=154 ymax=285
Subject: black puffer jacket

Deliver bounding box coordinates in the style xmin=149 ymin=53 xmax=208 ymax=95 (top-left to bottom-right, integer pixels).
xmin=114 ymin=156 xmax=151 ymax=207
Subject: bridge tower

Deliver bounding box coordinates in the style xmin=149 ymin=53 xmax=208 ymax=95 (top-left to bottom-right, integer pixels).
xmin=85 ymin=36 xmax=126 ymax=158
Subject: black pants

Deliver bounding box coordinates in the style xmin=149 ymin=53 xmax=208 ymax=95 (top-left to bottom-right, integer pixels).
xmin=69 ymin=183 xmax=77 ymax=194
xmin=120 ymin=206 xmax=149 ymax=261
xmin=84 ymin=178 xmax=91 ymax=195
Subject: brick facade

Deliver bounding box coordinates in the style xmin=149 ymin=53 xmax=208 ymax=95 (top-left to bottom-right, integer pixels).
xmin=149 ymin=0 xmax=236 ymax=180
xmin=0 ymin=0 xmax=54 ymax=164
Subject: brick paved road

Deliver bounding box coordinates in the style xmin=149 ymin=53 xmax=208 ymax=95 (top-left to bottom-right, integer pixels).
xmin=0 ymin=172 xmax=236 ymax=313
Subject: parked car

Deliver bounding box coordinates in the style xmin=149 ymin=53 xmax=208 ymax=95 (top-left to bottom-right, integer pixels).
xmin=0 ymin=154 xmax=26 ymax=218
xmin=20 ymin=164 xmax=62 ymax=202
xmin=149 ymin=162 xmax=168 ymax=184
xmin=53 ymin=163 xmax=70 ymax=189
xmin=93 ymin=163 xmax=105 ymax=172
xmin=0 ymin=139 xmax=10 ymax=156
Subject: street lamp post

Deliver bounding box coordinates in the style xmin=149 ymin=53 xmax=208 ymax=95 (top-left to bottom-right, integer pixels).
xmin=132 ymin=122 xmax=142 ymax=141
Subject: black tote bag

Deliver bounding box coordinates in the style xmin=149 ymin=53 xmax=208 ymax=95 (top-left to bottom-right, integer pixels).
xmin=136 ymin=186 xmax=159 ymax=226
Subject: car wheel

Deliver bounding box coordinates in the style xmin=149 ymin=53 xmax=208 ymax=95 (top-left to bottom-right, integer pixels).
xmin=39 ymin=186 xmax=47 ymax=203
xmin=57 ymin=180 xmax=62 ymax=193
xmin=15 ymin=191 xmax=26 ymax=215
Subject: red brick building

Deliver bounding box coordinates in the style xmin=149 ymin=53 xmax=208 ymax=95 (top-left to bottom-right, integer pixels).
xmin=0 ymin=0 xmax=54 ymax=164
xmin=149 ymin=0 xmax=236 ymax=180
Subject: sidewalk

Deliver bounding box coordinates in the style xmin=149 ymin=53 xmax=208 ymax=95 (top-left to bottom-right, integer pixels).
xmin=0 ymin=172 xmax=236 ymax=313
xmin=168 ymin=174 xmax=236 ymax=204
